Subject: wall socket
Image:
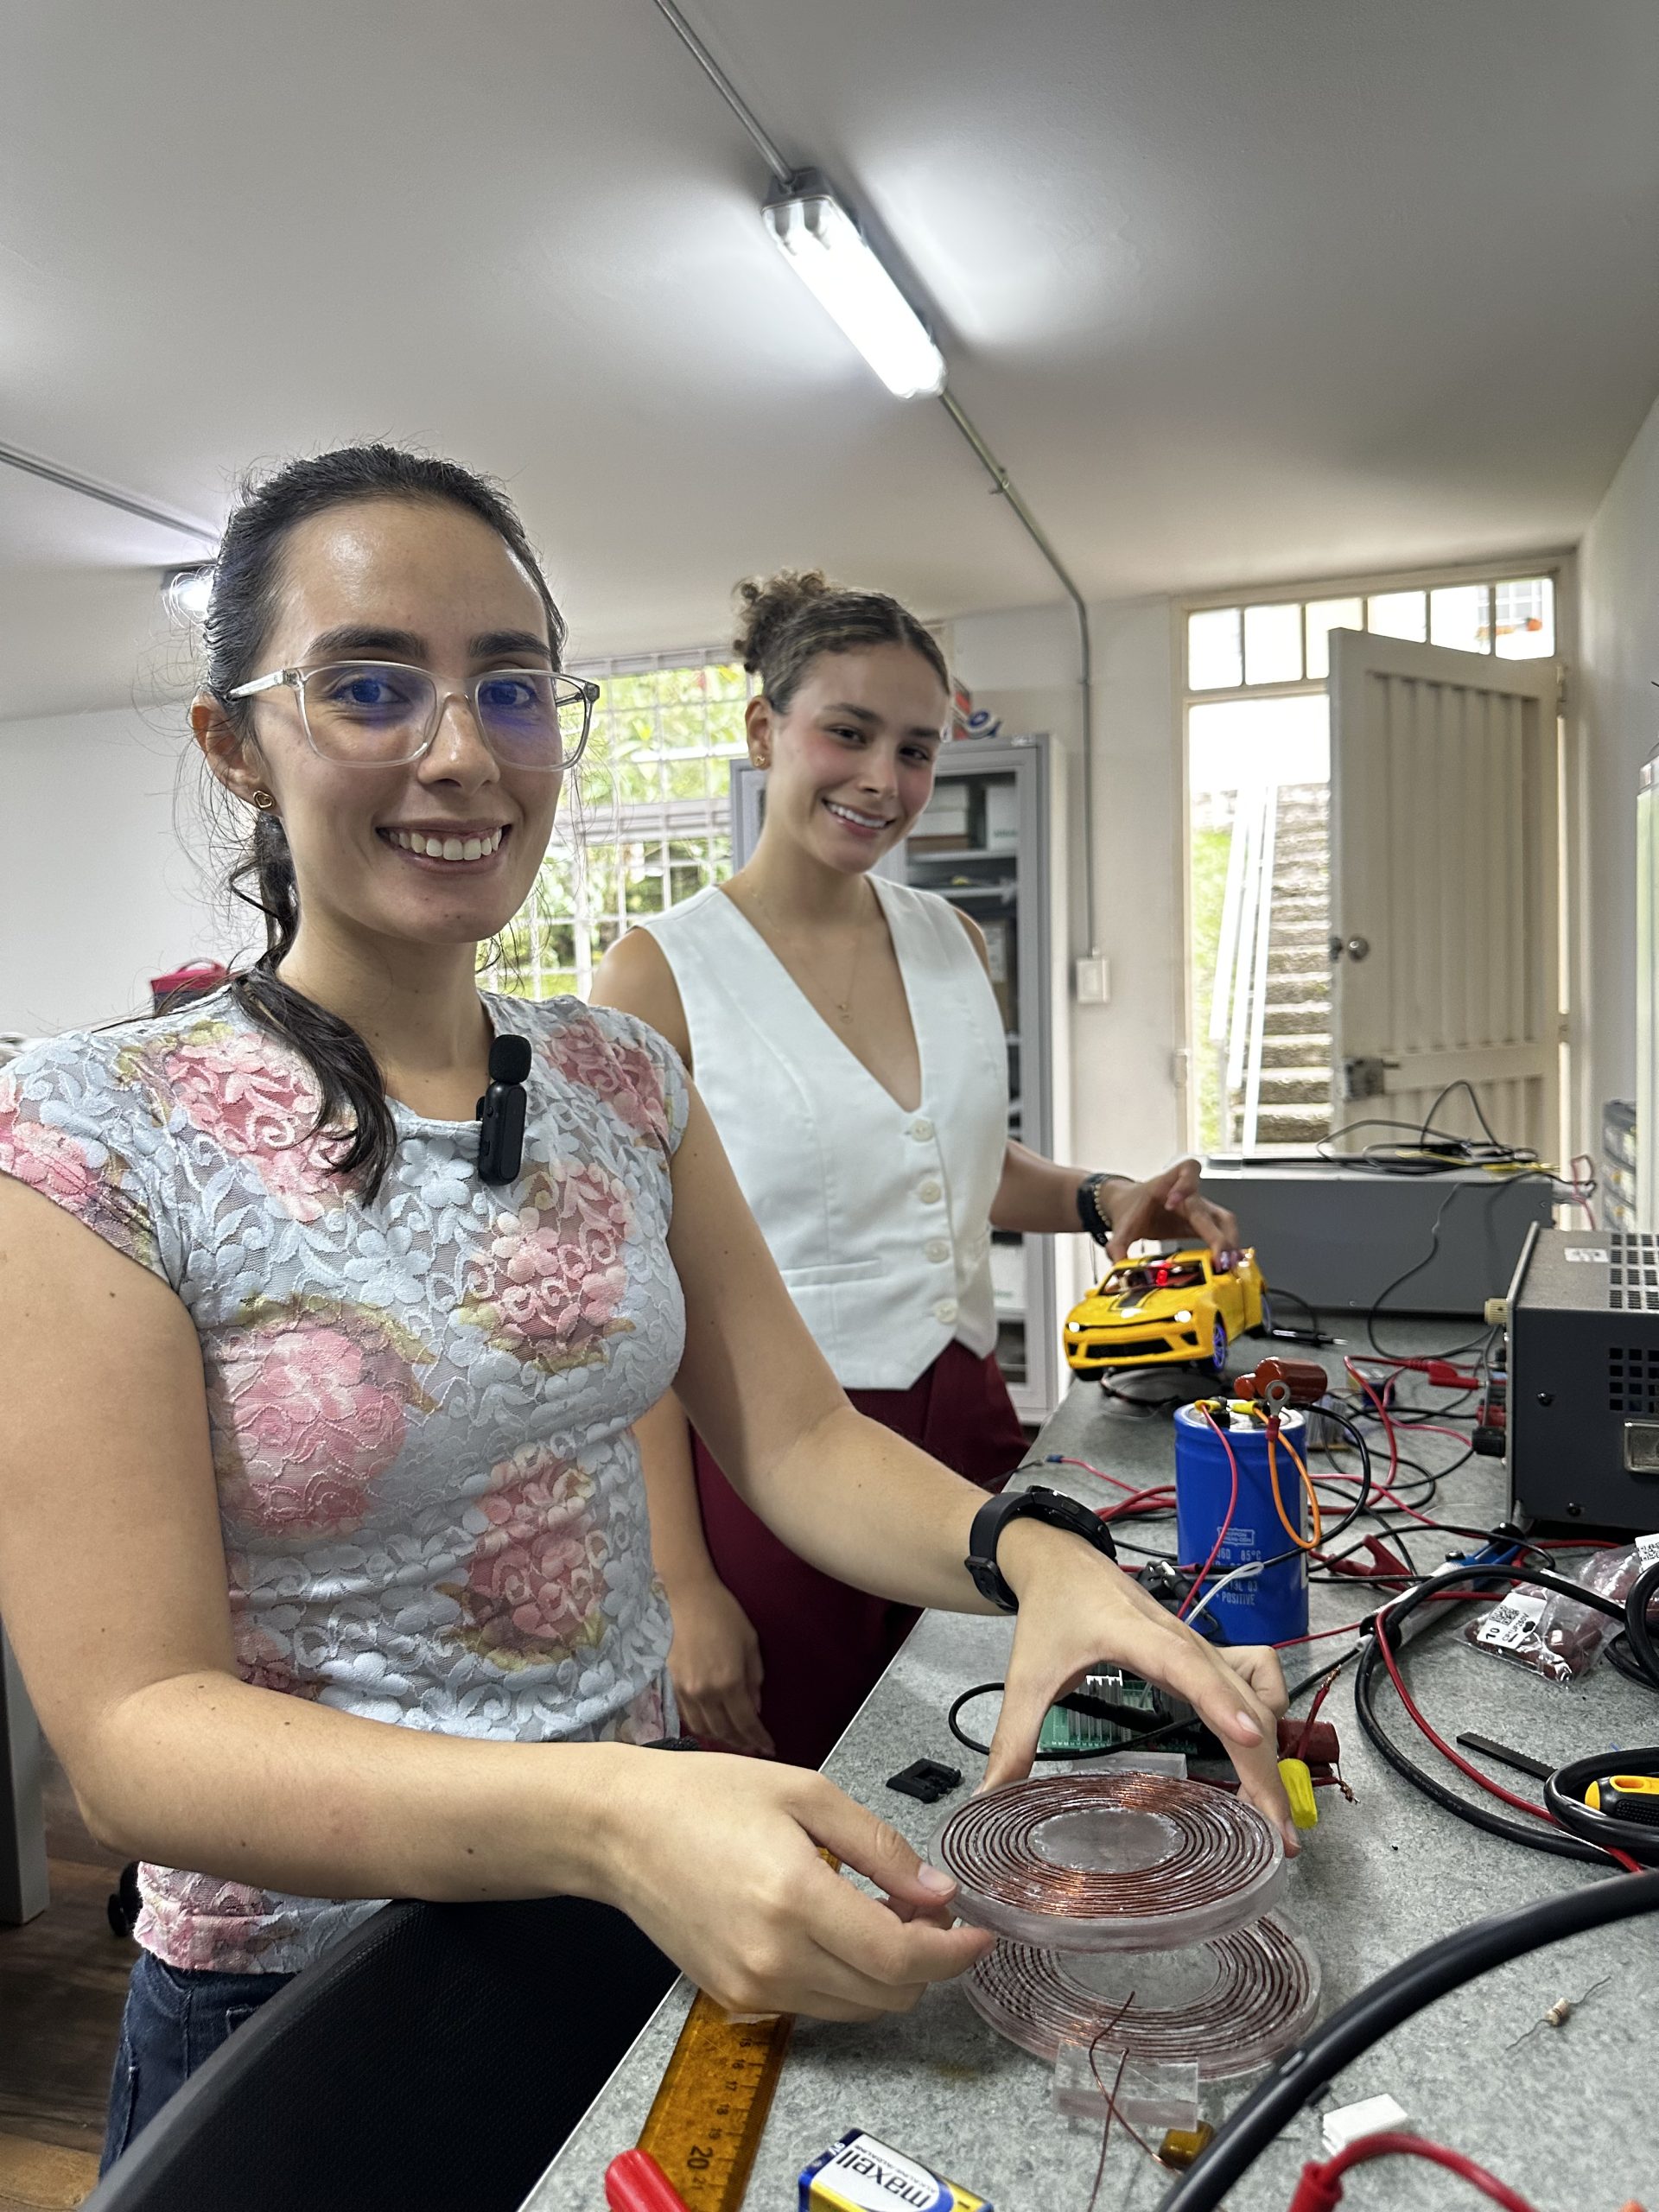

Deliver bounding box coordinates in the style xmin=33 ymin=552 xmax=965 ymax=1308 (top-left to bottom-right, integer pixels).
xmin=1073 ymin=955 xmax=1111 ymax=1004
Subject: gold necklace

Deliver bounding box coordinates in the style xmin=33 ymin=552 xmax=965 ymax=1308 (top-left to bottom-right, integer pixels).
xmin=738 ymin=877 xmax=872 ymax=1022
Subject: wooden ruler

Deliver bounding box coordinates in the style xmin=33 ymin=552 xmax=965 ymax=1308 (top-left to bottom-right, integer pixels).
xmin=634 ymin=1988 xmax=794 ymax=2209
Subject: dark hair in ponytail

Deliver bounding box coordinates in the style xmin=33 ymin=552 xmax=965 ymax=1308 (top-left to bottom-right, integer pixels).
xmin=209 ymin=444 xmax=565 ymax=1203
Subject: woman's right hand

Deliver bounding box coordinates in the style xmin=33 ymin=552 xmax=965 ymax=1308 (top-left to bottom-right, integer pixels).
xmin=594 ymin=1747 xmax=993 ymax=2020
xmin=666 ymin=1579 xmax=775 ymax=1757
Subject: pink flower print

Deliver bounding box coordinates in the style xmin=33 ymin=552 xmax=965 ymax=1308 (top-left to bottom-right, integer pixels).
xmin=232 ymin=1619 xmax=321 ymax=1700
xmin=446 ymin=1451 xmax=607 ymax=1667
xmin=0 ymin=1088 xmax=156 ymax=1268
xmin=543 ymin=1020 xmax=670 ymax=1144
xmin=136 ymin=1870 xmax=288 ymax=1973
xmin=212 ymin=1305 xmax=434 ymax=1536
xmin=461 ymin=1162 xmax=633 ymax=1370
xmin=162 ymin=1028 xmax=342 ymax=1221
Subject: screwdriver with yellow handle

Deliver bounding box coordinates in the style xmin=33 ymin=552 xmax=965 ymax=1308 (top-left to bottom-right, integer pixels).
xmin=1585 ymin=1773 xmax=1659 ymax=1826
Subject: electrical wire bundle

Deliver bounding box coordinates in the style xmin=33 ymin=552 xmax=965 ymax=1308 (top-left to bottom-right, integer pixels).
xmin=1151 ymin=1560 xmax=1659 ymax=2205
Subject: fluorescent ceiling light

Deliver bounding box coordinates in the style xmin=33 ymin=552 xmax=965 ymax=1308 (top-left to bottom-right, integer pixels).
xmin=162 ymin=564 xmax=214 ymax=621
xmin=764 ymin=178 xmax=944 ymax=400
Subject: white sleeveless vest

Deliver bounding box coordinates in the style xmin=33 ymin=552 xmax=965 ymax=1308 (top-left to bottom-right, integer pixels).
xmin=639 ymin=878 xmax=1009 ymax=1390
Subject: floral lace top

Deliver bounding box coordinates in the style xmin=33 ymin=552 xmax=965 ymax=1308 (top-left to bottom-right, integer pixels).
xmin=0 ymin=986 xmax=688 ymax=1973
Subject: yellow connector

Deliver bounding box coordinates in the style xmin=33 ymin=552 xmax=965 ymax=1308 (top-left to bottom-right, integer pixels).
xmin=1278 ymin=1756 xmax=1319 ymax=1830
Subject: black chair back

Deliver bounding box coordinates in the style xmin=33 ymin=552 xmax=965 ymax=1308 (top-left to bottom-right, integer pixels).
xmin=82 ymin=1894 xmax=676 ymax=2212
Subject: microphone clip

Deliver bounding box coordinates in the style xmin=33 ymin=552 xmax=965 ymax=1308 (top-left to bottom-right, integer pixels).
xmin=476 ymin=1033 xmax=532 ymax=1185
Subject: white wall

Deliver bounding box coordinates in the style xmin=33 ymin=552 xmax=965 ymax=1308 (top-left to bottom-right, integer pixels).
xmin=0 ymin=706 xmax=249 ymax=1038
xmin=952 ymin=594 xmax=1185 ymax=1185
xmin=1578 ymin=389 xmax=1659 ymax=1136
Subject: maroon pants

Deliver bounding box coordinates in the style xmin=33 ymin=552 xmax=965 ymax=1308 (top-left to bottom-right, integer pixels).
xmin=690 ymin=1339 xmax=1028 ymax=1770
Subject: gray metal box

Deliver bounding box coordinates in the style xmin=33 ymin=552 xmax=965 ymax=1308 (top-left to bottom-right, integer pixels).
xmin=1508 ymin=1225 xmax=1659 ymax=1530
xmin=1198 ymin=1160 xmax=1555 ymax=1315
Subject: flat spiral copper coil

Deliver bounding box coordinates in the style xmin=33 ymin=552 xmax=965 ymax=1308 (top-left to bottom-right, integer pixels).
xmin=965 ymin=1912 xmax=1320 ymax=2080
xmin=932 ymin=1773 xmax=1284 ymax=1950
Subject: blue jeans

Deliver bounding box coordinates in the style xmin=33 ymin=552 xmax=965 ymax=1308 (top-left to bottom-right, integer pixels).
xmin=99 ymin=1949 xmax=292 ymax=2174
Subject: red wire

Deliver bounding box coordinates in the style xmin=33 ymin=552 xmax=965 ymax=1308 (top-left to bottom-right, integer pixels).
xmin=1287 ymin=2130 xmax=1540 ymax=2211
xmin=1345 ymin=1361 xmax=1402 ymax=1493
xmin=1046 ymin=1452 xmax=1143 ymax=1496
xmin=1372 ymin=1599 xmax=1643 ymax=1874
xmin=1180 ymin=1407 xmax=1240 ymax=1619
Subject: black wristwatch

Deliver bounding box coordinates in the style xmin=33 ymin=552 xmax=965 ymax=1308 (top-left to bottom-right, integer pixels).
xmin=965 ymin=1485 xmax=1119 ymax=1613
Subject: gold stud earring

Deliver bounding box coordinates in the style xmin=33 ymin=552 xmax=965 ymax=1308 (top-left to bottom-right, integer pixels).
xmin=251 ymin=789 xmax=276 ymax=811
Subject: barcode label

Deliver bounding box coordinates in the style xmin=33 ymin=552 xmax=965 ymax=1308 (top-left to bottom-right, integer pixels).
xmin=1473 ymin=1592 xmax=1548 ymax=1650
xmin=1637 ymin=1533 xmax=1659 ymax=1569
xmin=1564 ymin=1247 xmax=1609 ymax=1262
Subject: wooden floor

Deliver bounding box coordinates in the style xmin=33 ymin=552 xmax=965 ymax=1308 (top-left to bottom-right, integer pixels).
xmin=0 ymin=1748 xmax=134 ymax=2209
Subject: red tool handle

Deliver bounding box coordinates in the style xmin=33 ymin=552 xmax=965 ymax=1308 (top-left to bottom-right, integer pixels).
xmin=605 ymin=2147 xmax=693 ymax=2212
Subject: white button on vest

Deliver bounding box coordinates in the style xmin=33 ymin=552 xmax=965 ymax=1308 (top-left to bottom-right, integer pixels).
xmin=934 ymin=1297 xmax=958 ymax=1324
xmin=911 ymin=1116 xmax=935 ymax=1141
xmin=925 ymin=1238 xmax=950 ymax=1264
xmin=918 ymin=1178 xmax=943 ymax=1204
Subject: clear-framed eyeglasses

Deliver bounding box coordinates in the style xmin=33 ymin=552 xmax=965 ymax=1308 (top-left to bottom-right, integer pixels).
xmin=226 ymin=661 xmax=600 ymax=772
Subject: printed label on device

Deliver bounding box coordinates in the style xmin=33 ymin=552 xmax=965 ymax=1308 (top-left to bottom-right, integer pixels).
xmin=799 ymin=2130 xmax=991 ymax=2212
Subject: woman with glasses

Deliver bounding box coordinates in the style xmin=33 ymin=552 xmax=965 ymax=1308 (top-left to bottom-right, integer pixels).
xmin=0 ymin=448 xmax=1289 ymax=2167
xmin=594 ymin=572 xmax=1244 ymax=1769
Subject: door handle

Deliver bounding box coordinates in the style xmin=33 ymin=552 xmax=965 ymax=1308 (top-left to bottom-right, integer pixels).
xmin=1328 ymin=934 xmax=1370 ymax=963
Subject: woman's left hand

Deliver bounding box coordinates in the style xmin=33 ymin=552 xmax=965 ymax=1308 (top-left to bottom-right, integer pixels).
xmin=1105 ymin=1158 xmax=1239 ymax=1263
xmin=979 ymin=1520 xmax=1298 ymax=1853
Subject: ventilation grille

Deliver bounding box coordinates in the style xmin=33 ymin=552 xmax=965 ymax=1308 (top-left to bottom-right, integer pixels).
xmin=1608 ymin=1345 xmax=1659 ymax=1414
xmin=1609 ymin=1231 xmax=1659 ymax=1312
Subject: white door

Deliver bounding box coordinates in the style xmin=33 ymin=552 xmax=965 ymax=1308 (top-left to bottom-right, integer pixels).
xmin=1328 ymin=630 xmax=1560 ymax=1160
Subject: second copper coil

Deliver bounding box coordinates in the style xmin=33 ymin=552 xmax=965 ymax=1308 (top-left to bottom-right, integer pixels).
xmin=966 ymin=1912 xmax=1320 ymax=2080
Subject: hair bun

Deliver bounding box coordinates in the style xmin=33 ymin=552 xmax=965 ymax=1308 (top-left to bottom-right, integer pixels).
xmin=733 ymin=569 xmax=836 ymax=672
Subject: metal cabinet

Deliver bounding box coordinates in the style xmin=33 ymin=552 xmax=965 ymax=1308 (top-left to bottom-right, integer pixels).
xmin=729 ymin=735 xmax=1062 ymax=1423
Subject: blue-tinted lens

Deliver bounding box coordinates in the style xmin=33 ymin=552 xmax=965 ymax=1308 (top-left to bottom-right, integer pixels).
xmin=476 ymin=671 xmax=570 ymax=766
xmin=305 ymin=663 xmax=434 ymax=757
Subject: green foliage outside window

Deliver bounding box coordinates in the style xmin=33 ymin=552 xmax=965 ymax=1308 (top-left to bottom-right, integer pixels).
xmin=488 ymin=657 xmax=752 ymax=1001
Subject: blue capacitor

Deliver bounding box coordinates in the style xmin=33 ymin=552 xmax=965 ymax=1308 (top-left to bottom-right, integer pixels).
xmin=1173 ymin=1402 xmax=1310 ymax=1646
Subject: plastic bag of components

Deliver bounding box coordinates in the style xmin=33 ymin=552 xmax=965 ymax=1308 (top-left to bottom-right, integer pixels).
xmin=1463 ymin=1534 xmax=1659 ymax=1683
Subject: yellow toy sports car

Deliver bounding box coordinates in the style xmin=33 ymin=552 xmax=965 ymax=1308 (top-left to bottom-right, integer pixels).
xmin=1064 ymin=1243 xmax=1267 ymax=1376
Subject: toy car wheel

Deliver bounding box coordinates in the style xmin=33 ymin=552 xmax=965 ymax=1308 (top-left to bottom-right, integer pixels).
xmin=1208 ymin=1318 xmax=1228 ymax=1374
xmin=1253 ymin=1292 xmax=1274 ymax=1337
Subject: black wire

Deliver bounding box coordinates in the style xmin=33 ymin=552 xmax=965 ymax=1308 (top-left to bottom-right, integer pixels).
xmin=1352 ymin=1560 xmax=1645 ymax=1867
xmin=945 ymin=1681 xmax=1198 ymax=1762
xmin=1154 ymin=1870 xmax=1659 ymax=2211
xmin=1543 ymin=1746 xmax=1659 ymax=1863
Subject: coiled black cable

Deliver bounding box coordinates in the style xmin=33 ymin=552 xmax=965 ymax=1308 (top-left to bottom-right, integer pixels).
xmin=1352 ymin=1558 xmax=1645 ymax=1866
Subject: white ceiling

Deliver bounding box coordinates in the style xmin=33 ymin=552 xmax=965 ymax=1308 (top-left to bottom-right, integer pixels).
xmin=4 ymin=0 xmax=1659 ymax=720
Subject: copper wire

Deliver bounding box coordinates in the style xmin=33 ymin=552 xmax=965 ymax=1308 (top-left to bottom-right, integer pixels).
xmin=936 ymin=1772 xmax=1278 ymax=1942
xmin=968 ymin=1917 xmax=1319 ymax=2077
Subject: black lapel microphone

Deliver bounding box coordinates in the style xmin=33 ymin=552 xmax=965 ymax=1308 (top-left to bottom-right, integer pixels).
xmin=476 ymin=1033 xmax=532 ymax=1185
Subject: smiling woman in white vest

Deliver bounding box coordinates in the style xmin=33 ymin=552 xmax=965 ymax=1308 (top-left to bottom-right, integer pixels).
xmin=594 ymin=571 xmax=1241 ymax=1768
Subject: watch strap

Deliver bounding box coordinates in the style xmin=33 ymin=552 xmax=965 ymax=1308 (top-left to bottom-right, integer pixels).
xmin=964 ymin=1484 xmax=1119 ymax=1612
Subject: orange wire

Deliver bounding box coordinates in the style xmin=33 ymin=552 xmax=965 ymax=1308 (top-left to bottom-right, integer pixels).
xmin=1266 ymin=1421 xmax=1322 ymax=1552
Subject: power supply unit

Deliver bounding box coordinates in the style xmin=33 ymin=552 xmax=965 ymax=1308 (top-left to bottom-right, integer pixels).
xmin=1504 ymin=1224 xmax=1659 ymax=1530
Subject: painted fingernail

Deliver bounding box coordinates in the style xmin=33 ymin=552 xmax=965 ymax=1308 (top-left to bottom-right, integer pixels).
xmin=918 ymin=1862 xmax=956 ymax=1897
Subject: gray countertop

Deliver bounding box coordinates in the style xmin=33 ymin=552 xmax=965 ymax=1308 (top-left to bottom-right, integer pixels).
xmin=524 ymin=1327 xmax=1659 ymax=2212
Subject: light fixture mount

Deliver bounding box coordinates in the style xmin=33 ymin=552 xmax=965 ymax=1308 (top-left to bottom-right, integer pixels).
xmin=763 ymin=169 xmax=945 ymax=401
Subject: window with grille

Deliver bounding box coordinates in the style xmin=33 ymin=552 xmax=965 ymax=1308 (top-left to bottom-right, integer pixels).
xmin=490 ymin=650 xmax=754 ymax=1001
